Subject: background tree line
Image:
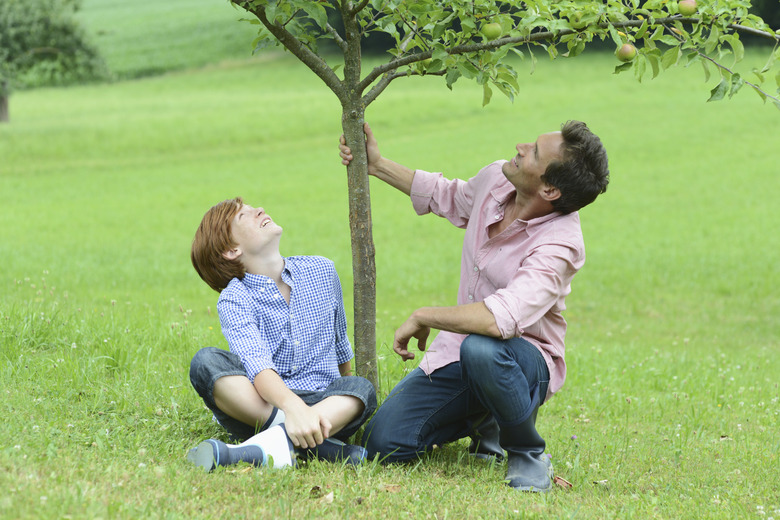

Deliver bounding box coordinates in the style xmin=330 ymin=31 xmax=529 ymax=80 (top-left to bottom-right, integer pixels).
xmin=0 ymin=0 xmax=106 ymax=121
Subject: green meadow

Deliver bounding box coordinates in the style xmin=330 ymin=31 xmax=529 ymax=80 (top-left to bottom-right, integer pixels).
xmin=1 ymin=1 xmax=779 ymax=518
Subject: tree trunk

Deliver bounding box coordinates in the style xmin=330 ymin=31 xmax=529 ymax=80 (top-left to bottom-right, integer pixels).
xmin=0 ymin=83 xmax=8 ymax=122
xmin=337 ymin=4 xmax=378 ymax=390
xmin=341 ymin=104 xmax=378 ymax=390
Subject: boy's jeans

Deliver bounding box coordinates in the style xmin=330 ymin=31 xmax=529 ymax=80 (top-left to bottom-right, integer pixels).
xmin=189 ymin=347 xmax=377 ymax=442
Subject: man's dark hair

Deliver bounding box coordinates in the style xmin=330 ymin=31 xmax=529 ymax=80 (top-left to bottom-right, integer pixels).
xmin=541 ymin=120 xmax=610 ymax=214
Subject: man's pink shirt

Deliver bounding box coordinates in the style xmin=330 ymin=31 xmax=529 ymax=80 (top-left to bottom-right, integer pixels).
xmin=409 ymin=160 xmax=586 ymax=400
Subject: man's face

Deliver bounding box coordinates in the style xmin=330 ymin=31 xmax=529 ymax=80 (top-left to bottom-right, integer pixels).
xmin=228 ymin=203 xmax=282 ymax=257
xmin=501 ymin=131 xmax=564 ymax=194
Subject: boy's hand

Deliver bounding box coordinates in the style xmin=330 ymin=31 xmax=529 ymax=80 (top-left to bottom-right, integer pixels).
xmin=283 ymin=401 xmax=331 ymax=449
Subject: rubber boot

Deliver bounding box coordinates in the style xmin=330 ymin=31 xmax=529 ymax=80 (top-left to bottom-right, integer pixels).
xmin=468 ymin=414 xmax=504 ymax=462
xmin=500 ymin=389 xmax=553 ymax=492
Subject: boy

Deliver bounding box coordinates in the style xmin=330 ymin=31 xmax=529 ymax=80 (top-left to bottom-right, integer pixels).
xmin=187 ymin=197 xmax=376 ymax=471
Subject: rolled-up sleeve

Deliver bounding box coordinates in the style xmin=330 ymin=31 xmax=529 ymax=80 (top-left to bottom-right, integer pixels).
xmin=410 ymin=169 xmax=475 ymax=228
xmin=484 ymin=243 xmax=580 ymax=339
xmin=218 ymin=296 xmax=276 ymax=383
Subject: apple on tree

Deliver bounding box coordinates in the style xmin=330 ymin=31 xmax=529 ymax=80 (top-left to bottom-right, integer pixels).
xmin=480 ymin=22 xmax=502 ymax=41
xmin=679 ymin=0 xmax=697 ymax=16
xmin=616 ymin=43 xmax=637 ymax=62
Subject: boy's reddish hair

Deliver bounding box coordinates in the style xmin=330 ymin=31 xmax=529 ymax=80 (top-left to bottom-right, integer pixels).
xmin=191 ymin=197 xmax=246 ymax=292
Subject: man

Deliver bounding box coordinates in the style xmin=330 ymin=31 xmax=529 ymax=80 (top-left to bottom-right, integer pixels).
xmin=338 ymin=121 xmax=609 ymax=491
xmin=187 ymin=197 xmax=376 ymax=471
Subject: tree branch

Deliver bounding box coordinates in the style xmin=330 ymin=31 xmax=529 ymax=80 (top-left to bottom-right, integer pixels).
xmin=727 ymin=22 xmax=780 ymax=43
xmin=663 ymin=23 xmax=780 ymax=104
xmin=398 ymin=24 xmax=416 ymax=54
xmin=360 ymin=14 xmax=779 ymax=93
xmin=326 ymin=22 xmax=348 ymax=53
xmin=363 ymin=68 xmax=445 ymax=106
xmin=234 ymin=1 xmax=344 ymax=99
xmin=352 ymin=0 xmax=370 ymax=15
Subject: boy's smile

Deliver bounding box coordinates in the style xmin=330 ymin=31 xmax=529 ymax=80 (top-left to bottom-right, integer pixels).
xmin=229 ymin=203 xmax=283 ymax=259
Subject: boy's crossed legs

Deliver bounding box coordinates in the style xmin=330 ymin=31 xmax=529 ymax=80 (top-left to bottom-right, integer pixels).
xmin=188 ymin=347 xmax=376 ymax=471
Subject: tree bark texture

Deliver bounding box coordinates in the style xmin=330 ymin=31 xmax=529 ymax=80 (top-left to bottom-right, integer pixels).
xmin=341 ymin=105 xmax=378 ymax=390
xmin=0 ymin=81 xmax=8 ymax=122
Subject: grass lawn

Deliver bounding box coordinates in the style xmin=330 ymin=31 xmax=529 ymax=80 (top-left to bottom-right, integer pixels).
xmin=2 ymin=5 xmax=779 ymax=517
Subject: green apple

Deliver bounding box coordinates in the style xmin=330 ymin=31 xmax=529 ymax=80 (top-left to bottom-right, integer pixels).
xmin=481 ymin=23 xmax=502 ymax=41
xmin=569 ymin=12 xmax=587 ymax=30
xmin=678 ymin=0 xmax=697 ymax=16
xmin=616 ymin=43 xmax=637 ymax=62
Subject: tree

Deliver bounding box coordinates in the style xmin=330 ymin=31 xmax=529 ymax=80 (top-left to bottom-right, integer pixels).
xmin=227 ymin=0 xmax=780 ymax=388
xmin=0 ymin=0 xmax=106 ymax=122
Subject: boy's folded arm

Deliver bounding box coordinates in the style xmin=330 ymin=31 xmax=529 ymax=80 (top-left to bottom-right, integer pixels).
xmin=253 ymin=368 xmax=327 ymax=448
xmin=338 ymin=361 xmax=353 ymax=377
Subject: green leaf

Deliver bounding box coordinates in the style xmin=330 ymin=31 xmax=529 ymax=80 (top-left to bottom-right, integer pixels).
xmin=566 ymin=38 xmax=585 ymax=57
xmin=301 ymin=1 xmax=328 ymax=30
xmin=445 ymin=67 xmax=461 ymax=89
xmin=497 ymin=69 xmax=519 ymax=91
xmin=494 ymin=81 xmax=514 ymax=103
xmin=662 ymin=46 xmax=680 ymax=69
xmin=704 ymin=26 xmax=720 ymax=55
xmin=635 ymin=19 xmax=649 ymax=40
xmin=700 ymin=59 xmax=711 ymax=83
xmin=613 ymin=62 xmax=633 ymax=75
xmin=728 ymin=73 xmax=744 ymax=98
xmin=457 ymin=60 xmax=478 ymax=79
xmin=634 ymin=54 xmax=647 ymax=82
xmin=432 ymin=45 xmax=449 ymax=62
xmin=725 ymin=35 xmax=744 ymax=63
xmin=752 ymin=85 xmax=767 ymax=103
xmin=760 ymin=48 xmax=776 ymax=74
xmin=608 ymin=25 xmax=623 ymax=48
xmin=509 ymin=47 xmax=525 ymax=60
xmin=647 ymin=53 xmax=660 ymax=79
xmin=707 ymin=79 xmax=728 ymax=102
xmin=482 ymin=83 xmax=493 ymax=107
xmin=648 ymin=26 xmax=664 ymax=42
xmin=657 ymin=35 xmax=682 ymax=46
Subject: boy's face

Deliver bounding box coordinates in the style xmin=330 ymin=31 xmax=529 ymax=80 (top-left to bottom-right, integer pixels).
xmin=227 ymin=203 xmax=283 ymax=259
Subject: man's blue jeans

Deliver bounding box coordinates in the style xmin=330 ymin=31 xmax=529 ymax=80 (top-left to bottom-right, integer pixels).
xmin=362 ymin=334 xmax=549 ymax=462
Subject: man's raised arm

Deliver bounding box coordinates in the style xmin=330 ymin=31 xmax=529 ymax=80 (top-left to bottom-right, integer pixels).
xmin=340 ymin=123 xmax=415 ymax=196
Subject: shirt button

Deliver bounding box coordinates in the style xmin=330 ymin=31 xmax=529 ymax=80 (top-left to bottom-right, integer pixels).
xmin=473 ymin=266 xmax=478 ymax=272
xmin=494 ymin=215 xmax=500 ymax=220
xmin=468 ymin=295 xmax=474 ymax=300
xmin=292 ymin=366 xmax=298 ymax=371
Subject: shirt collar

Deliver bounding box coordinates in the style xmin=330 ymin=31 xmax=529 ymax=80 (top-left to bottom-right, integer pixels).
xmin=490 ymin=178 xmax=563 ymax=228
xmin=240 ymin=257 xmax=294 ymax=288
